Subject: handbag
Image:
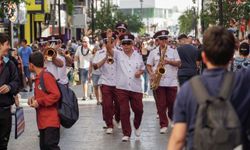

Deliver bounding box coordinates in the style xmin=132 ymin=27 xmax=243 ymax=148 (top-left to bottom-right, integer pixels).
xmin=14 ymin=107 xmax=25 ymax=139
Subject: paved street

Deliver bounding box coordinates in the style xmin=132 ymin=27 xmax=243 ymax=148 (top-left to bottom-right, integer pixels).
xmin=8 ymin=93 xmax=170 ymax=150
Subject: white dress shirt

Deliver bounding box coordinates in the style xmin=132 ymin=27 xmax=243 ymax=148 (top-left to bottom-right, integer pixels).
xmin=95 ymin=48 xmax=117 ymax=86
xmin=147 ymin=46 xmax=180 ymax=87
xmin=57 ymin=54 xmax=69 ymax=84
xmin=114 ymin=49 xmax=145 ymax=93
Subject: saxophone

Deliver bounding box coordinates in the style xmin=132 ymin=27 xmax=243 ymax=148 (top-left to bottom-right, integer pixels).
xmin=150 ymin=45 xmax=167 ymax=90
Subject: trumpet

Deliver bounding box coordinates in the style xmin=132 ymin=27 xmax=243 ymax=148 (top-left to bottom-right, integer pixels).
xmin=65 ymin=50 xmax=71 ymax=56
xmin=107 ymin=56 xmax=114 ymax=64
xmin=44 ymin=48 xmax=57 ymax=61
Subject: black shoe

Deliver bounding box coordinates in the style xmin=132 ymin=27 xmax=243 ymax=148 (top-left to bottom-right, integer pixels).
xmin=82 ymin=97 xmax=86 ymax=101
xmin=97 ymin=102 xmax=101 ymax=105
xmin=29 ymin=89 xmax=33 ymax=92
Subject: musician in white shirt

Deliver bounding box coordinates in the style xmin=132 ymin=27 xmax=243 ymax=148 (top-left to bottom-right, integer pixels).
xmin=147 ymin=30 xmax=181 ymax=134
xmin=92 ymin=31 xmax=120 ymax=134
xmin=106 ymin=31 xmax=145 ymax=142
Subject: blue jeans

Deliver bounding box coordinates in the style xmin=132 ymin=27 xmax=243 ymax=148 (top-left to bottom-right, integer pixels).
xmin=143 ymin=70 xmax=149 ymax=93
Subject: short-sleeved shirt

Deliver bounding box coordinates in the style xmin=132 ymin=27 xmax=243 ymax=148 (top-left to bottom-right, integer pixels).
xmin=75 ymin=46 xmax=92 ymax=69
xmin=147 ymin=46 xmax=180 ymax=87
xmin=173 ymin=68 xmax=250 ymax=149
xmin=45 ymin=56 xmax=60 ymax=80
xmin=18 ymin=46 xmax=32 ymax=67
xmin=96 ymin=48 xmax=116 ymax=86
xmin=90 ymin=50 xmax=103 ymax=75
xmin=177 ymin=44 xmax=198 ymax=76
xmin=57 ymin=55 xmax=68 ymax=85
xmin=114 ymin=49 xmax=145 ymax=93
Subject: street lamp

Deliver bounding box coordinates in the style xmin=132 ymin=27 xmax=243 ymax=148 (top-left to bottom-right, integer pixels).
xmin=218 ymin=0 xmax=223 ymax=26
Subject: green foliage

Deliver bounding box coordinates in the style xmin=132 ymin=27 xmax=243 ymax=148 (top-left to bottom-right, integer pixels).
xmin=178 ymin=8 xmax=198 ymax=34
xmin=93 ymin=1 xmax=144 ymax=33
xmin=65 ymin=0 xmax=73 ymax=15
xmin=201 ymin=0 xmax=250 ymax=29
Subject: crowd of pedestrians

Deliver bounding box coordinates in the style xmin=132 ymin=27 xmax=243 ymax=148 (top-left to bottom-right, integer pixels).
xmin=0 ymin=24 xmax=249 ymax=150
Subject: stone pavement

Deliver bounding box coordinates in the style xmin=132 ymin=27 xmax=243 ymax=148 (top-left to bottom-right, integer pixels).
xmin=8 ymin=101 xmax=170 ymax=150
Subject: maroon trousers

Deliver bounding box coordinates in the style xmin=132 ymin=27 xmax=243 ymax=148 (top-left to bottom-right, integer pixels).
xmin=116 ymin=89 xmax=143 ymax=137
xmin=154 ymin=86 xmax=177 ymax=128
xmin=100 ymin=85 xmax=120 ymax=128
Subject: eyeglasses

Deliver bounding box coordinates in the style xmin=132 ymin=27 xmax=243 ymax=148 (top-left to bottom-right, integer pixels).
xmin=118 ymin=29 xmax=126 ymax=33
xmin=158 ymin=37 xmax=168 ymax=41
xmin=122 ymin=42 xmax=132 ymax=45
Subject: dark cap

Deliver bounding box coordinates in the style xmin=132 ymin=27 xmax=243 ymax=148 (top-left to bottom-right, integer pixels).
xmin=115 ymin=22 xmax=128 ymax=30
xmin=153 ymin=30 xmax=169 ymax=39
xmin=119 ymin=33 xmax=135 ymax=42
xmin=178 ymin=34 xmax=188 ymax=40
xmin=240 ymin=42 xmax=250 ymax=53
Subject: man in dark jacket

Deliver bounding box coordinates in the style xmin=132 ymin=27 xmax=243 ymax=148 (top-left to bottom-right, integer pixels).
xmin=0 ymin=33 xmax=20 ymax=150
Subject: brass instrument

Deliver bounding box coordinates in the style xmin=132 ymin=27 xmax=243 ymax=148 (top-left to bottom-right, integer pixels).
xmin=44 ymin=48 xmax=57 ymax=61
xmin=107 ymin=56 xmax=114 ymax=64
xmin=106 ymin=29 xmax=114 ymax=64
xmin=150 ymin=45 xmax=167 ymax=90
xmin=65 ymin=50 xmax=71 ymax=56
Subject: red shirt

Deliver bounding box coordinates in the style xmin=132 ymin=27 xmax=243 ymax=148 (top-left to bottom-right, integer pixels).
xmin=34 ymin=70 xmax=61 ymax=129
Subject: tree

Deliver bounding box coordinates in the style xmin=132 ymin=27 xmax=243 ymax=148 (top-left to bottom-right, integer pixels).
xmin=93 ymin=1 xmax=144 ymax=33
xmin=178 ymin=8 xmax=198 ymax=34
xmin=201 ymin=0 xmax=250 ymax=29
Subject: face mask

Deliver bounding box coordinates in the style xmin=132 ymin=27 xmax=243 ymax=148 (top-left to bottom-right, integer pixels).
xmin=3 ymin=56 xmax=9 ymax=63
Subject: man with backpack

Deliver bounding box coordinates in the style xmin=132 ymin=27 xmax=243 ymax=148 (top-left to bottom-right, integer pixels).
xmin=168 ymin=26 xmax=250 ymax=150
xmin=28 ymin=52 xmax=61 ymax=150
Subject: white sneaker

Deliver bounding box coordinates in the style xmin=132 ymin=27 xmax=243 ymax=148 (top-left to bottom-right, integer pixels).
xmin=106 ymin=128 xmax=113 ymax=134
xmin=135 ymin=128 xmax=141 ymax=137
xmin=160 ymin=127 xmax=168 ymax=134
xmin=113 ymin=119 xmax=121 ymax=129
xmin=122 ymin=136 xmax=130 ymax=142
xmin=156 ymin=114 xmax=159 ymax=119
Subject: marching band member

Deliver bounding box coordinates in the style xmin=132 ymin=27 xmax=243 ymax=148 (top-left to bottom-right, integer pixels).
xmin=92 ymin=31 xmax=120 ymax=134
xmin=74 ymin=36 xmax=92 ymax=100
xmin=115 ymin=22 xmax=128 ymax=51
xmin=106 ymin=31 xmax=145 ymax=142
xmin=147 ymin=30 xmax=181 ymax=134
xmin=44 ymin=37 xmax=64 ymax=81
xmin=57 ymin=42 xmax=73 ymax=86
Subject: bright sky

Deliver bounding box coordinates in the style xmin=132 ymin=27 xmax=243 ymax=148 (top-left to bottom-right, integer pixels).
xmin=167 ymin=0 xmax=194 ymax=11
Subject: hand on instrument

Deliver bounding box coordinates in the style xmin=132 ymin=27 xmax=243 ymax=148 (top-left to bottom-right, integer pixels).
xmin=149 ymin=73 xmax=156 ymax=81
xmin=0 ymin=84 xmax=11 ymax=94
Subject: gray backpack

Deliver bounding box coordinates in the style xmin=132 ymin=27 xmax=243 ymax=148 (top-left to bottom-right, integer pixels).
xmin=190 ymin=72 xmax=241 ymax=150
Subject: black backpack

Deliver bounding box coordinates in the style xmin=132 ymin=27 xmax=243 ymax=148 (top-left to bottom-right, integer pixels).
xmin=40 ymin=71 xmax=79 ymax=128
xmin=190 ymin=72 xmax=242 ymax=150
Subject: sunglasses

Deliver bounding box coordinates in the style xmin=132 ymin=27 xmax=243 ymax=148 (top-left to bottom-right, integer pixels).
xmin=122 ymin=41 xmax=132 ymax=46
xmin=118 ymin=29 xmax=126 ymax=33
xmin=158 ymin=37 xmax=168 ymax=40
